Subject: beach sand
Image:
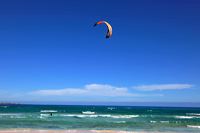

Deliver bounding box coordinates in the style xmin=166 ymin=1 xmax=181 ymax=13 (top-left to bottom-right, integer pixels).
xmin=0 ymin=129 xmax=177 ymax=133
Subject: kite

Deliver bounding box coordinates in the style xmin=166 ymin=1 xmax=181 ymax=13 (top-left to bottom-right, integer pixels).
xmin=94 ymin=21 xmax=112 ymax=38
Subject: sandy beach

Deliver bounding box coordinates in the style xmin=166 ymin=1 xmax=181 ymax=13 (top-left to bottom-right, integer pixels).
xmin=0 ymin=129 xmax=179 ymax=133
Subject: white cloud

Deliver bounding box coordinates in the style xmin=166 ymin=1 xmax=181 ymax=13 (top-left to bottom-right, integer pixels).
xmin=32 ymin=83 xmax=193 ymax=97
xmin=32 ymin=84 xmax=137 ymax=97
xmin=132 ymin=84 xmax=193 ymax=91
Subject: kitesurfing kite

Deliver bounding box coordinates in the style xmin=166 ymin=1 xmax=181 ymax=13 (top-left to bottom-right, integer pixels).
xmin=94 ymin=20 xmax=112 ymax=38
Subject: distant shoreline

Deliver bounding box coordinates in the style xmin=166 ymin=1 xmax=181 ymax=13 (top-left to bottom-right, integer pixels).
xmin=1 ymin=102 xmax=200 ymax=108
xmin=0 ymin=103 xmax=22 ymax=106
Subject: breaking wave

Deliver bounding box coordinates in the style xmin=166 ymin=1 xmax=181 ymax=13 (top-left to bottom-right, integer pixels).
xmin=60 ymin=114 xmax=139 ymax=119
xmin=187 ymin=125 xmax=200 ymax=129
xmin=186 ymin=113 xmax=200 ymax=116
xmin=175 ymin=116 xmax=200 ymax=119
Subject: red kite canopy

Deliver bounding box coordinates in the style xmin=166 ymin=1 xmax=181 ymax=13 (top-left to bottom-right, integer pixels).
xmin=94 ymin=21 xmax=112 ymax=38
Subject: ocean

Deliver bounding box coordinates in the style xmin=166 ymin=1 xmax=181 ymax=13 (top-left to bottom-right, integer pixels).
xmin=0 ymin=105 xmax=200 ymax=132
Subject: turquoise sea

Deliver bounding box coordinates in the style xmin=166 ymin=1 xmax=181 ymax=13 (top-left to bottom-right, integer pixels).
xmin=0 ymin=105 xmax=200 ymax=132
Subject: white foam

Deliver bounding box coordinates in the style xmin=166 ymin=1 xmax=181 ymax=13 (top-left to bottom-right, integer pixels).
xmin=175 ymin=116 xmax=198 ymax=119
xmin=82 ymin=111 xmax=95 ymax=115
xmin=187 ymin=125 xmax=200 ymax=129
xmin=40 ymin=113 xmax=50 ymax=117
xmin=186 ymin=113 xmax=200 ymax=116
xmin=110 ymin=115 xmax=139 ymax=119
xmin=65 ymin=114 xmax=98 ymax=118
xmin=62 ymin=114 xmax=110 ymax=118
xmin=40 ymin=110 xmax=57 ymax=113
xmin=39 ymin=113 xmax=51 ymax=119
xmin=150 ymin=120 xmax=156 ymax=123
xmin=60 ymin=114 xmax=139 ymax=119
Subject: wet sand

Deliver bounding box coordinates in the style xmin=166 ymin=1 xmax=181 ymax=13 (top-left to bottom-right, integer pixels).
xmin=0 ymin=129 xmax=177 ymax=133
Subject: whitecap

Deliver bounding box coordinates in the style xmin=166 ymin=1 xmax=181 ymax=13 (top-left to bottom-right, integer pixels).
xmin=150 ymin=120 xmax=156 ymax=123
xmin=40 ymin=113 xmax=50 ymax=117
xmin=175 ymin=116 xmax=196 ymax=119
xmin=39 ymin=113 xmax=52 ymax=119
xmin=187 ymin=125 xmax=200 ymax=129
xmin=110 ymin=115 xmax=139 ymax=119
xmin=60 ymin=114 xmax=139 ymax=119
xmin=82 ymin=111 xmax=95 ymax=115
xmin=186 ymin=113 xmax=200 ymax=116
xmin=40 ymin=110 xmax=57 ymax=113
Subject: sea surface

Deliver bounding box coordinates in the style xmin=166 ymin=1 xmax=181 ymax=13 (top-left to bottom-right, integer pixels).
xmin=0 ymin=105 xmax=200 ymax=132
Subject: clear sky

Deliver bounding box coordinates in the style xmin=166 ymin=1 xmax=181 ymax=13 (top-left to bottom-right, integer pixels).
xmin=0 ymin=0 xmax=200 ymax=104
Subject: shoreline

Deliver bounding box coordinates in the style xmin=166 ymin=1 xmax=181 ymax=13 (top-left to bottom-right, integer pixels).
xmin=0 ymin=129 xmax=183 ymax=133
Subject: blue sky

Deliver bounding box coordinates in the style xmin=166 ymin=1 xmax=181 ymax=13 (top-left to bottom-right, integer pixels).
xmin=0 ymin=0 xmax=200 ymax=104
